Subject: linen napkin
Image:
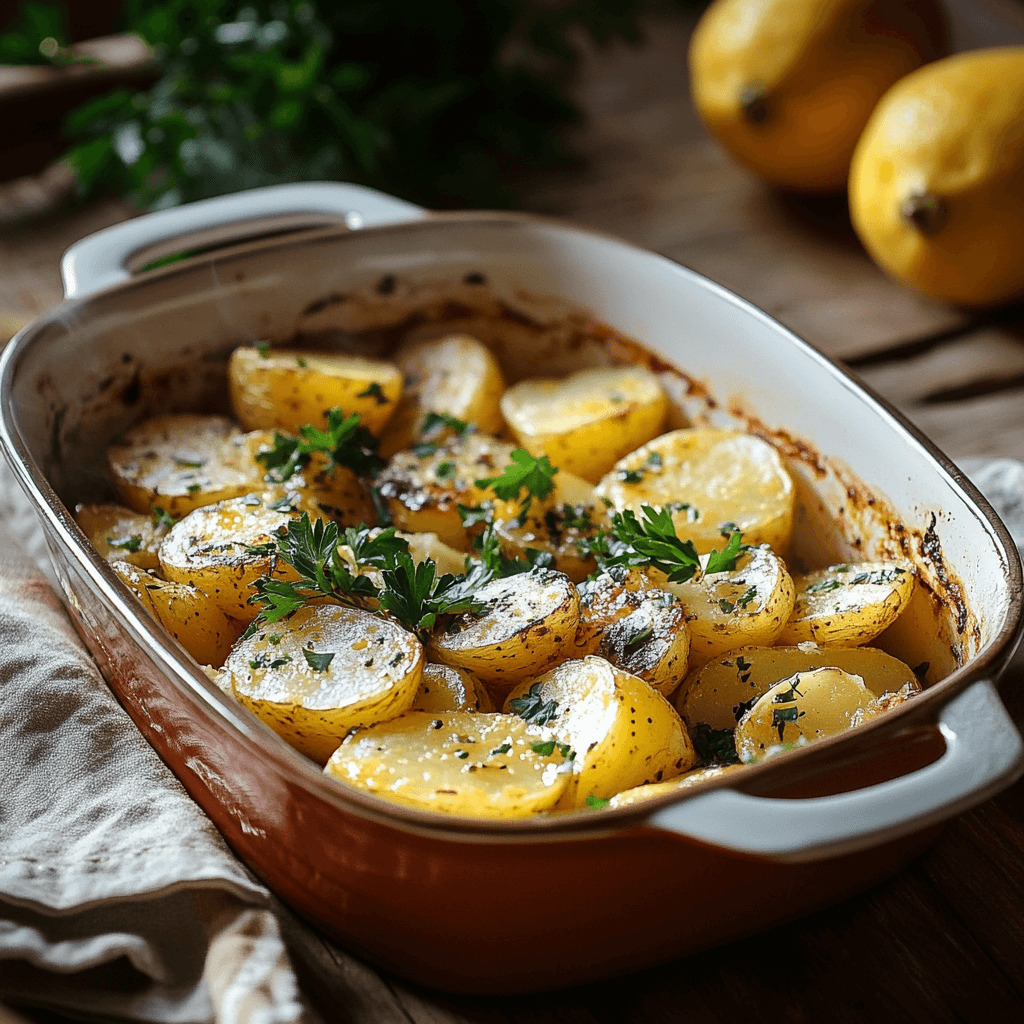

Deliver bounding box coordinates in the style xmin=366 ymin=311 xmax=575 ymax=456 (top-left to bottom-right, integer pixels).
xmin=0 ymin=457 xmax=317 ymax=1023
xmin=1 ymin=455 xmax=1022 ymax=1023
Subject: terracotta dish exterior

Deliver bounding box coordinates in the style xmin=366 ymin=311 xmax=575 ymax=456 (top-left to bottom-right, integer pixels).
xmin=1 ymin=184 xmax=1022 ymax=992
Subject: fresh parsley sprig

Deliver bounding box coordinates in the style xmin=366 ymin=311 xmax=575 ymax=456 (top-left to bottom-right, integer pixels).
xmin=476 ymin=449 xmax=558 ymax=504
xmin=245 ymin=515 xmax=382 ymax=634
xmin=256 ymin=408 xmax=385 ymax=482
xmin=596 ymin=505 xmax=743 ymax=584
xmin=379 ymin=557 xmax=490 ymax=640
xmin=244 ymin=512 xmax=489 ymax=642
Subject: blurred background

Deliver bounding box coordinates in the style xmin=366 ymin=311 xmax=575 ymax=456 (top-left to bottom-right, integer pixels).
xmin=0 ymin=1 xmax=711 ymax=211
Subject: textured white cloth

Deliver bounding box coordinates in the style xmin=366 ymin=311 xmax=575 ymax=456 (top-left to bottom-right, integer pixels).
xmin=0 ymin=460 xmax=315 ymax=1023
xmin=0 ymin=455 xmax=1022 ymax=1021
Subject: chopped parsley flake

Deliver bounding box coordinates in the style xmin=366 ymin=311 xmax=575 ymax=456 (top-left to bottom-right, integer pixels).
xmin=508 ymin=681 xmax=559 ymax=726
xmin=302 ymin=648 xmax=335 ymax=672
xmin=108 ymin=535 xmax=142 ymax=552
xmin=357 ymin=381 xmax=388 ymax=405
xmin=151 ymin=507 xmax=177 ymax=529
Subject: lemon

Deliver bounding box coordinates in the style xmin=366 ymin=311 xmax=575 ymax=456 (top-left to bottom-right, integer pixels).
xmin=849 ymin=47 xmax=1024 ymax=307
xmin=689 ymin=0 xmax=948 ymax=192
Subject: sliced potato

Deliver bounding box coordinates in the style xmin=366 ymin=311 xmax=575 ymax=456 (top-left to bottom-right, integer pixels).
xmin=379 ymin=334 xmax=506 ymax=457
xmin=245 ymin=431 xmax=376 ymax=525
xmin=734 ymin=668 xmax=880 ymax=762
xmin=410 ymin=663 xmax=494 ymax=713
xmin=490 ymin=470 xmax=604 ymax=582
xmin=107 ymin=414 xmax=263 ymax=517
xmin=158 ymin=496 xmax=298 ymax=621
xmin=607 ymin=764 xmax=745 ymax=808
xmin=376 ymin=433 xmax=515 ymax=549
xmin=324 ymin=711 xmax=571 ymax=817
xmin=228 ymin=345 xmax=401 ymax=434
xmin=574 ymin=569 xmax=654 ymax=651
xmin=428 ymin=568 xmax=580 ymax=692
xmin=75 ymin=502 xmax=172 ymax=569
xmin=676 ymin=644 xmax=922 ymax=732
xmin=776 ymin=561 xmax=916 ymax=647
xmin=503 ymin=656 xmax=696 ymax=807
xmin=225 ymin=604 xmax=424 ymax=762
xmin=574 ymin=572 xmax=690 ymax=697
xmin=112 ymin=561 xmax=235 ymax=667
xmin=500 ymin=365 xmax=667 ymax=482
xmin=661 ymin=544 xmax=795 ymax=665
xmin=594 ymin=427 xmax=795 ymax=554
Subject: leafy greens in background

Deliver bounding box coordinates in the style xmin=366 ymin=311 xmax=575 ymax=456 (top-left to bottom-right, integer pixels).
xmin=0 ymin=0 xmax=699 ymax=209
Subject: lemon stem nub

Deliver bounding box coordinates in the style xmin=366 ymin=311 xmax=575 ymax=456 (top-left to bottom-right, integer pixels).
xmin=900 ymin=192 xmax=948 ymax=234
xmin=739 ymin=85 xmax=769 ymax=125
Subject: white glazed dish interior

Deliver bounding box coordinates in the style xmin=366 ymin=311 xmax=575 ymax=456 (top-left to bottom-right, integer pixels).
xmin=1 ymin=183 xmax=1021 ymax=862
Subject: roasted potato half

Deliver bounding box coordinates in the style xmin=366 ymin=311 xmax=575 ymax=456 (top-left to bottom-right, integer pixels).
xmin=112 ymin=561 xmax=235 ymax=667
xmin=574 ymin=573 xmax=690 ymax=697
xmin=662 ymin=544 xmax=795 ymax=666
xmin=429 ymin=568 xmax=581 ymax=693
xmin=376 ymin=433 xmax=515 ymax=550
xmin=75 ymin=502 xmax=172 ymax=570
xmin=224 ymin=604 xmax=424 ymax=762
xmin=776 ymin=561 xmax=916 ymax=647
xmin=379 ymin=334 xmax=506 ymax=457
xmin=158 ymin=496 xmax=299 ymax=621
xmin=503 ymin=656 xmax=696 ymax=807
xmin=410 ymin=663 xmax=495 ymax=713
xmin=324 ymin=711 xmax=572 ymax=817
xmin=228 ymin=345 xmax=401 ymax=434
xmin=676 ymin=644 xmax=922 ymax=733
xmin=490 ymin=470 xmax=604 ymax=582
xmin=245 ymin=431 xmax=376 ymax=526
xmin=734 ymin=668 xmax=883 ymax=762
xmin=107 ymin=414 xmax=263 ymax=517
xmin=500 ymin=365 xmax=668 ymax=483
xmin=594 ymin=427 xmax=795 ymax=554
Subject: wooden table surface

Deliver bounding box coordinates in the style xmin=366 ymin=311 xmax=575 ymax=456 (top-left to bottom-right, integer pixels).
xmin=3 ymin=3 xmax=1024 ymax=1021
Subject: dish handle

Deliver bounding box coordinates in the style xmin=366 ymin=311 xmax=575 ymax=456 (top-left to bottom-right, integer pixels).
xmin=650 ymin=678 xmax=1023 ymax=862
xmin=61 ymin=182 xmax=426 ymax=299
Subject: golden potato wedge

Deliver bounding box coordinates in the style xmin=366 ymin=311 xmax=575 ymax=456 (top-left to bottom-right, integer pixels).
xmin=661 ymin=544 xmax=795 ymax=666
xmin=324 ymin=711 xmax=572 ymax=817
xmin=225 ymin=604 xmax=424 ymax=762
xmin=607 ymin=764 xmax=746 ymax=808
xmin=112 ymin=561 xmax=235 ymax=667
xmin=107 ymin=414 xmax=263 ymax=517
xmin=228 ymin=345 xmax=401 ymax=434
xmin=500 ymin=365 xmax=667 ymax=482
xmin=376 ymin=433 xmax=515 ymax=549
xmin=379 ymin=334 xmax=506 ymax=457
xmin=410 ymin=663 xmax=495 ymax=713
xmin=594 ymin=428 xmax=795 ymax=554
xmin=158 ymin=496 xmax=299 ymax=621
xmin=676 ymin=644 xmax=922 ymax=732
xmin=75 ymin=502 xmax=172 ymax=569
xmin=428 ymin=568 xmax=580 ymax=692
xmin=245 ymin=431 xmax=376 ymax=525
xmin=503 ymin=656 xmax=696 ymax=807
xmin=574 ymin=573 xmax=690 ymax=697
xmin=734 ymin=668 xmax=881 ymax=762
xmin=776 ymin=561 xmax=916 ymax=647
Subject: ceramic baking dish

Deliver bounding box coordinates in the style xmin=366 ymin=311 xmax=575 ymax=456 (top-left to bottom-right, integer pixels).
xmin=2 ymin=183 xmax=1022 ymax=993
